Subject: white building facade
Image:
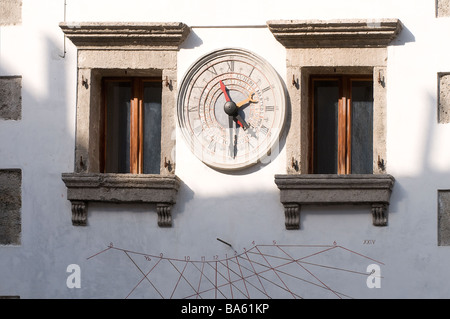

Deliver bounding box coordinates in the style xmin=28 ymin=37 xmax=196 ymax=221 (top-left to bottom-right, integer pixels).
xmin=1 ymin=0 xmax=450 ymax=299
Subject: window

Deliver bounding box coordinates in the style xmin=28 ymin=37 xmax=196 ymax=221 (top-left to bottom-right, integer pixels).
xmin=60 ymin=22 xmax=189 ymax=227
xmin=311 ymin=76 xmax=373 ymax=174
xmin=269 ymin=19 xmax=401 ymax=229
xmin=102 ymin=78 xmax=162 ymax=174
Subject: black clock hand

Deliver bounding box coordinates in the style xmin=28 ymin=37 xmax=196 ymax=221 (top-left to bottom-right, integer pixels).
xmin=234 ymin=114 xmax=249 ymax=130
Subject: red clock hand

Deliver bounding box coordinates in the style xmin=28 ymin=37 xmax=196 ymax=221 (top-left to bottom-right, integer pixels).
xmin=220 ymin=80 xmax=231 ymax=102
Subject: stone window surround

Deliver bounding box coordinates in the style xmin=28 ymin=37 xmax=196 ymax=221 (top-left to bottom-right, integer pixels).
xmin=436 ymin=0 xmax=450 ymax=17
xmin=59 ymin=22 xmax=190 ymax=227
xmin=0 ymin=0 xmax=22 ymax=26
xmin=438 ymin=73 xmax=450 ymax=124
xmin=268 ymin=19 xmax=402 ymax=229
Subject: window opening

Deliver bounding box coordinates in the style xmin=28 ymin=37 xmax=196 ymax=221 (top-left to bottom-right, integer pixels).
xmin=103 ymin=77 xmax=162 ymax=174
xmin=311 ymin=75 xmax=373 ymax=174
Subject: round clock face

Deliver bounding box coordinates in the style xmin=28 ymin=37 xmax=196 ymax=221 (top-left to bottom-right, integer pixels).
xmin=177 ymin=48 xmax=286 ymax=170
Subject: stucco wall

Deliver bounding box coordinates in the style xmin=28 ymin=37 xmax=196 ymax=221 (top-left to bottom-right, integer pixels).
xmin=1 ymin=0 xmax=450 ymax=299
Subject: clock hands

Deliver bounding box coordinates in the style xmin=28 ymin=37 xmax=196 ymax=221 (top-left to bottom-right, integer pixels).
xmin=220 ymin=80 xmax=231 ymax=102
xmin=236 ymin=92 xmax=257 ymax=108
xmin=220 ymin=80 xmax=250 ymax=130
xmin=228 ymin=115 xmax=237 ymax=158
xmin=221 ymin=82 xmax=257 ymax=108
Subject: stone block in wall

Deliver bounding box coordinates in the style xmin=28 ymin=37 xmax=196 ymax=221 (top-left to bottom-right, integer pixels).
xmin=0 ymin=0 xmax=22 ymax=25
xmin=0 ymin=76 xmax=22 ymax=120
xmin=437 ymin=0 xmax=450 ymax=17
xmin=0 ymin=169 xmax=21 ymax=245
xmin=438 ymin=74 xmax=450 ymax=124
xmin=437 ymin=190 xmax=450 ymax=246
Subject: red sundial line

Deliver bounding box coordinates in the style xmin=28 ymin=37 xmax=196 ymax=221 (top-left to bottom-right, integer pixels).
xmin=246 ymin=245 xmax=374 ymax=278
xmin=87 ymin=243 xmax=382 ymax=299
xmin=239 ymin=253 xmax=289 ymax=299
xmin=260 ymin=260 xmax=352 ymax=298
xmin=86 ymin=246 xmax=112 ymax=260
xmin=189 ymin=260 xmax=229 ymax=299
xmin=168 ymin=259 xmax=196 ymax=299
xmin=215 ymin=261 xmax=217 ymax=299
xmin=231 ymin=256 xmax=301 ymax=299
xmin=235 ymin=251 xmax=313 ymax=282
xmin=254 ymin=246 xmax=298 ymax=299
xmin=246 ymin=245 xmax=338 ymax=263
xmin=298 ymin=260 xmax=370 ymax=276
xmin=90 ymin=243 xmax=381 ymax=264
xmin=337 ymin=245 xmax=385 ymax=265
xmin=246 ymin=271 xmax=302 ymax=299
xmin=236 ymin=255 xmax=327 ymax=292
xmin=235 ymin=255 xmax=251 ymax=299
xmin=256 ymin=244 xmax=334 ymax=248
xmin=209 ymin=260 xmax=247 ymax=298
xmin=195 ymin=260 xmax=206 ymax=299
xmin=125 ymin=256 xmax=164 ymax=299
xmin=225 ymin=256 xmax=234 ymax=299
xmin=123 ymin=251 xmax=165 ymax=299
xmin=246 ymin=251 xmax=293 ymax=262
xmin=276 ymin=245 xmax=342 ymax=299
xmin=239 ymin=250 xmax=354 ymax=298
xmin=184 ymin=261 xmax=234 ymax=299
xmin=244 ymin=250 xmax=269 ymax=297
xmin=184 ymin=258 xmax=268 ymax=299
xmin=215 ymin=258 xmax=332 ymax=299
xmin=218 ymin=259 xmax=271 ymax=298
xmin=296 ymin=246 xmax=339 ymax=261
xmin=207 ymin=260 xmax=233 ymax=299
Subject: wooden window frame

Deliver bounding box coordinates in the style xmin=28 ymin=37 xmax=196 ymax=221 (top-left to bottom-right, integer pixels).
xmin=310 ymin=75 xmax=373 ymax=175
xmin=101 ymin=77 xmax=162 ymax=174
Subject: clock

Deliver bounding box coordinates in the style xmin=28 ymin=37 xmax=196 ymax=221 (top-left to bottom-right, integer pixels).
xmin=177 ymin=48 xmax=286 ymax=170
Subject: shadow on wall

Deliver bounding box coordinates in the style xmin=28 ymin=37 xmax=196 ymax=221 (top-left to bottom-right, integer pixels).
xmin=0 ymin=32 xmax=77 ymax=296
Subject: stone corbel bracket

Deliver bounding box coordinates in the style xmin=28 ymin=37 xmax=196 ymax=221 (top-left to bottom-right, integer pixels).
xmin=267 ymin=19 xmax=402 ymax=48
xmin=61 ymin=173 xmax=181 ymax=227
xmin=274 ymin=174 xmax=395 ymax=229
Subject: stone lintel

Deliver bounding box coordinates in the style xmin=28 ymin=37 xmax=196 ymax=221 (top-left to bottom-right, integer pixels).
xmin=59 ymin=22 xmax=190 ymax=50
xmin=61 ymin=173 xmax=181 ymax=227
xmin=274 ymin=174 xmax=395 ymax=229
xmin=267 ymin=19 xmax=402 ymax=48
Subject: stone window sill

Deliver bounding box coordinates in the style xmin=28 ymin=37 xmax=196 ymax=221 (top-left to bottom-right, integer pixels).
xmin=61 ymin=173 xmax=181 ymax=227
xmin=274 ymin=174 xmax=395 ymax=229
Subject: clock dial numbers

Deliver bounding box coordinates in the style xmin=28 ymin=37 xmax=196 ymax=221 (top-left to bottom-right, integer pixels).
xmin=178 ymin=49 xmax=286 ymax=170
